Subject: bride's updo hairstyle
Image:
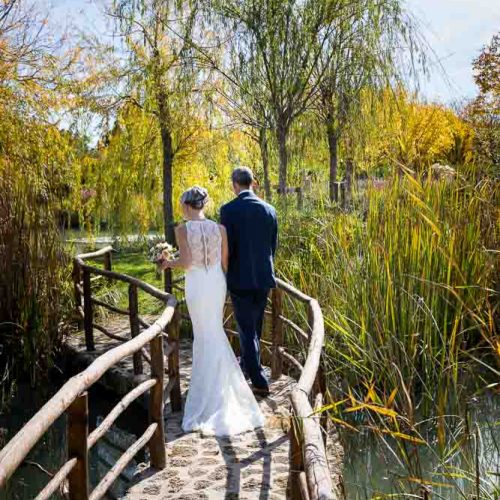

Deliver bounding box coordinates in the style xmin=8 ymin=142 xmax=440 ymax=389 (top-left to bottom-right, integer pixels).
xmin=180 ymin=186 xmax=209 ymax=210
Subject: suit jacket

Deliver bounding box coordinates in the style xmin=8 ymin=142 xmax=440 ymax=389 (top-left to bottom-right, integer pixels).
xmin=220 ymin=191 xmax=278 ymax=291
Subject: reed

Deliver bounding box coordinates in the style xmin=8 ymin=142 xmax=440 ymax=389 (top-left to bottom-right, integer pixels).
xmin=276 ymin=167 xmax=499 ymax=495
xmin=0 ymin=114 xmax=73 ymax=401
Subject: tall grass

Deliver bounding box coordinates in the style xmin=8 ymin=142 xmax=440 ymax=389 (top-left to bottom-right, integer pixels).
xmin=0 ymin=116 xmax=72 ymax=402
xmin=276 ymin=168 xmax=499 ymax=496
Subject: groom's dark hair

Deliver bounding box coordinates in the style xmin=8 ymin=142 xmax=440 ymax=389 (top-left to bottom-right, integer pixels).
xmin=232 ymin=167 xmax=254 ymax=188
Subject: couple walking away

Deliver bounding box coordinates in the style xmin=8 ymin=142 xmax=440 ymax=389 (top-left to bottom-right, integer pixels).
xmin=159 ymin=167 xmax=278 ymax=437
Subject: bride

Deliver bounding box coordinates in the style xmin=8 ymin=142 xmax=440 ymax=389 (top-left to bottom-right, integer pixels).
xmin=160 ymin=186 xmax=265 ymax=436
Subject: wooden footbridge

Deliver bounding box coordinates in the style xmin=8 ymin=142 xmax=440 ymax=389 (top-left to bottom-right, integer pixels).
xmin=0 ymin=247 xmax=343 ymax=499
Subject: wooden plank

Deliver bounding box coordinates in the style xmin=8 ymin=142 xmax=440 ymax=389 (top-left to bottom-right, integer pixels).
xmin=276 ymin=278 xmax=312 ymax=303
xmin=278 ymin=347 xmax=304 ymax=372
xmin=129 ymin=284 xmax=143 ymax=375
xmin=92 ymin=323 xmax=128 ymax=342
xmin=73 ymin=261 xmax=83 ymax=329
xmin=141 ymin=341 xmax=174 ymax=368
xmin=76 ymin=246 xmax=113 ymax=260
xmin=149 ymin=335 xmax=166 ymax=469
xmin=0 ymin=298 xmax=176 ymax=486
xmin=87 ymin=379 xmax=156 ymax=449
xmin=138 ymin=316 xmax=152 ymax=329
xmin=167 ymin=310 xmax=182 ymax=412
xmin=67 ymin=392 xmax=89 ymax=500
xmin=264 ymin=310 xmax=309 ymax=342
xmin=279 ymin=315 xmax=309 ymax=342
xmin=271 ymin=288 xmax=284 ymax=379
xmin=164 ymin=375 xmax=178 ymax=395
xmin=82 ymin=268 xmax=94 ymax=351
xmin=75 ymin=261 xmax=171 ymax=303
xmin=91 ymin=297 xmax=129 ymax=316
xmin=35 ymin=458 xmax=77 ymax=500
xmin=89 ymin=423 xmax=158 ymax=500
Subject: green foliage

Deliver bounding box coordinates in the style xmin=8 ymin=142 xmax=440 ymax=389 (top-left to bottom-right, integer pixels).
xmin=277 ymin=170 xmax=498 ymax=410
xmin=275 ymin=169 xmax=499 ymax=495
xmin=0 ymin=107 xmax=74 ymax=394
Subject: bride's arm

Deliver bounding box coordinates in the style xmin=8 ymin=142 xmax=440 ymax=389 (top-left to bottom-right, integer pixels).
xmin=220 ymin=224 xmax=229 ymax=273
xmin=160 ymin=225 xmax=191 ymax=270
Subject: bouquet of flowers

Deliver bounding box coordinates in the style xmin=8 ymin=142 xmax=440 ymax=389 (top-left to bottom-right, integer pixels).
xmin=148 ymin=241 xmax=176 ymax=265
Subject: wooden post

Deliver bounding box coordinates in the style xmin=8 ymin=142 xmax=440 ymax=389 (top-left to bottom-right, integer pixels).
xmin=149 ymin=334 xmax=167 ymax=469
xmin=333 ymin=182 xmax=339 ymax=202
xmin=129 ymin=284 xmax=143 ymax=375
xmin=73 ymin=260 xmax=83 ymax=329
xmin=271 ymin=288 xmax=284 ymax=379
xmin=296 ymin=187 xmax=303 ymax=211
xmin=340 ymin=182 xmax=346 ymax=208
xmin=82 ymin=268 xmax=94 ymax=351
xmin=167 ymin=309 xmax=182 ymax=412
xmin=345 ymin=158 xmax=353 ymax=207
xmin=67 ymin=392 xmax=89 ymax=500
xmin=103 ymin=250 xmax=112 ymax=271
xmin=164 ymin=268 xmax=172 ymax=294
xmin=289 ymin=416 xmax=304 ymax=500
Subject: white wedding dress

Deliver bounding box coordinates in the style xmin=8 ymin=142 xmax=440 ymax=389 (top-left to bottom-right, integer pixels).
xmin=182 ymin=219 xmax=265 ymax=436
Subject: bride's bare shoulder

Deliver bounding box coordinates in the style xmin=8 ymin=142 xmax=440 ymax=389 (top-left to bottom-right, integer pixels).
xmin=175 ymin=224 xmax=188 ymax=237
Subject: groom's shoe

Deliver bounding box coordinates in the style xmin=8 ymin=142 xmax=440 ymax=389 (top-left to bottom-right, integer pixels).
xmin=252 ymin=385 xmax=270 ymax=397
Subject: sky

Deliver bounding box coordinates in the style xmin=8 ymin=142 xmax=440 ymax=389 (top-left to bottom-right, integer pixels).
xmin=48 ymin=0 xmax=500 ymax=104
xmin=405 ymin=0 xmax=500 ymax=103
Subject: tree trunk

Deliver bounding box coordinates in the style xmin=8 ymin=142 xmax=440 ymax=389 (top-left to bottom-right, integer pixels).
xmin=326 ymin=122 xmax=339 ymax=203
xmin=259 ymin=127 xmax=272 ymax=200
xmin=156 ymin=89 xmax=175 ymax=245
xmin=276 ymin=122 xmax=288 ymax=194
xmin=345 ymin=157 xmax=354 ymax=206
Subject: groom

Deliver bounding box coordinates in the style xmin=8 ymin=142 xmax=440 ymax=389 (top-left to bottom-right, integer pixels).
xmin=221 ymin=167 xmax=278 ymax=396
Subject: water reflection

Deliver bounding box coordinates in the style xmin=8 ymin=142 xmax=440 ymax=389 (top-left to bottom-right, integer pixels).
xmin=342 ymin=393 xmax=500 ymax=498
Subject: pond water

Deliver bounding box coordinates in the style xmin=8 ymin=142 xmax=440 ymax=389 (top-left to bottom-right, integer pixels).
xmin=342 ymin=393 xmax=500 ymax=498
xmin=0 ymin=378 xmax=149 ymax=500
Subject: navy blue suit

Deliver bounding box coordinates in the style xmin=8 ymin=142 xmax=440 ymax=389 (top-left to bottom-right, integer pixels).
xmin=220 ymin=191 xmax=278 ymax=389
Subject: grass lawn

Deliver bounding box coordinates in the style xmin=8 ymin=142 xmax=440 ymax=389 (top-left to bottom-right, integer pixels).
xmin=89 ymin=251 xmax=184 ymax=316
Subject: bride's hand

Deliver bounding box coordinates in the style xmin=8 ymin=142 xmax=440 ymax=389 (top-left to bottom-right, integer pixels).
xmin=157 ymin=251 xmax=171 ymax=270
xmin=158 ymin=257 xmax=171 ymax=270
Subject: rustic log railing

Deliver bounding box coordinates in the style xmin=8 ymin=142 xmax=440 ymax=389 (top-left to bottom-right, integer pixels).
xmin=273 ymin=279 xmax=336 ymax=500
xmin=0 ymin=247 xmax=180 ymax=499
xmin=1 ymin=247 xmax=338 ymax=500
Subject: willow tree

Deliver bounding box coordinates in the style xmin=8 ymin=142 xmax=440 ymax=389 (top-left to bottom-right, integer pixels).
xmin=216 ymin=0 xmax=339 ymax=192
xmin=214 ymin=44 xmax=274 ymax=199
xmin=109 ymin=0 xmax=201 ymax=244
xmin=316 ymin=0 xmax=424 ymax=201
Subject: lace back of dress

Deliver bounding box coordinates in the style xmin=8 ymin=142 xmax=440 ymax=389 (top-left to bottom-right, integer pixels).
xmin=186 ymin=220 xmax=222 ymax=270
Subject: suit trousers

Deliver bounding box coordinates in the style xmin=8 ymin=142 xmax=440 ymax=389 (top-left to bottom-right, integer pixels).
xmin=230 ymin=289 xmax=269 ymax=389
